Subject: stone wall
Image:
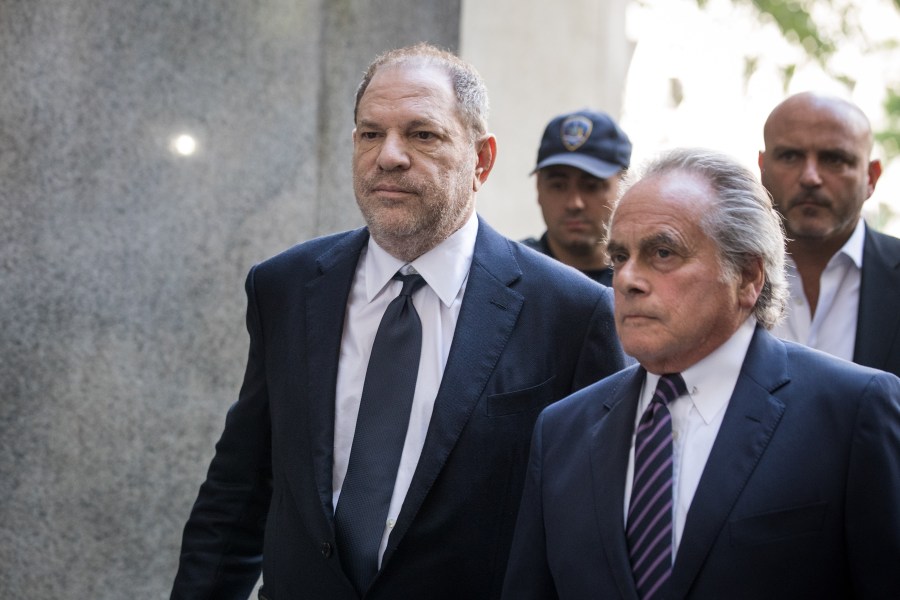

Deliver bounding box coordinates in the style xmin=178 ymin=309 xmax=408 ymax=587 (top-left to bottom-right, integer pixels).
xmin=0 ymin=1 xmax=459 ymax=597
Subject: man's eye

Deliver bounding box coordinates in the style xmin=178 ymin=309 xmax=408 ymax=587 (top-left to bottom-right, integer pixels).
xmin=656 ymin=248 xmax=672 ymax=259
xmin=778 ymin=150 xmax=800 ymax=161
xmin=582 ymin=181 xmax=604 ymax=193
xmin=360 ymin=131 xmax=380 ymax=140
xmin=414 ymin=131 xmax=435 ymax=140
xmin=821 ymin=153 xmax=850 ymax=166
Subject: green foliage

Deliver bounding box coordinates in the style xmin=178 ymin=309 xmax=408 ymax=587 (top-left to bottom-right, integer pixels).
xmin=749 ymin=0 xmax=834 ymax=61
xmin=779 ymin=64 xmax=796 ymax=94
xmin=877 ymin=89 xmax=900 ymax=160
xmin=695 ymin=0 xmax=900 ymax=160
xmin=885 ymin=88 xmax=900 ymax=115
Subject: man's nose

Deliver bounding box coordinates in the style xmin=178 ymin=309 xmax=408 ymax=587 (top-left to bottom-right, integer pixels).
xmin=376 ymin=132 xmax=411 ymax=171
xmin=798 ymin=158 xmax=822 ymax=188
xmin=565 ymin=190 xmax=586 ymax=211
xmin=613 ymin=258 xmax=648 ymax=296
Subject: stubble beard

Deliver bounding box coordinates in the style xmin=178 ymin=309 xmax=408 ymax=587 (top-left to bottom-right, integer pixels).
xmin=782 ymin=190 xmax=860 ymax=243
xmin=564 ymin=235 xmax=602 ymax=256
xmin=355 ymin=168 xmax=473 ymax=262
xmin=555 ymin=224 xmax=605 ymax=258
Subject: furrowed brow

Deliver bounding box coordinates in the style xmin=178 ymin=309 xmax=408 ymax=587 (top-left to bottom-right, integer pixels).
xmin=356 ymin=118 xmax=382 ymax=130
xmin=640 ymin=231 xmax=683 ymax=254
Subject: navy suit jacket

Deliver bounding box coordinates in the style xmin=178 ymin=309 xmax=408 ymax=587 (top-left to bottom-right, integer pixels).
xmin=503 ymin=325 xmax=900 ymax=599
xmin=854 ymin=225 xmax=900 ymax=377
xmin=171 ymin=217 xmax=626 ymax=600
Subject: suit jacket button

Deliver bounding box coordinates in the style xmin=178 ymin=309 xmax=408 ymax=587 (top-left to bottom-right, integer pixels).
xmin=321 ymin=542 xmax=333 ymax=558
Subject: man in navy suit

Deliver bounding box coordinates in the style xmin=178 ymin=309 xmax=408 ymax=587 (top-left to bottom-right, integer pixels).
xmin=760 ymin=92 xmax=900 ymax=377
xmin=502 ymin=148 xmax=900 ymax=599
xmin=170 ymin=43 xmax=625 ymax=600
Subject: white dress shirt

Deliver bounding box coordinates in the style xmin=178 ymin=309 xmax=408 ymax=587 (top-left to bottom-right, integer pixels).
xmin=332 ymin=212 xmax=477 ymax=565
xmin=624 ymin=316 xmax=756 ymax=558
xmin=772 ymin=219 xmax=865 ymax=362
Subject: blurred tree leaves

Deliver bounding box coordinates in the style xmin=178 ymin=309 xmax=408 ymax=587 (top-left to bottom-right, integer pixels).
xmin=749 ymin=0 xmax=835 ymax=59
xmin=877 ymin=89 xmax=900 ymax=159
xmin=697 ymin=0 xmax=900 ymax=160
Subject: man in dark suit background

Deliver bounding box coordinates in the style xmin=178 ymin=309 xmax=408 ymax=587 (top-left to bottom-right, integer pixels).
xmin=502 ymin=148 xmax=900 ymax=599
xmin=760 ymin=91 xmax=900 ymax=377
xmin=170 ymin=43 xmax=625 ymax=600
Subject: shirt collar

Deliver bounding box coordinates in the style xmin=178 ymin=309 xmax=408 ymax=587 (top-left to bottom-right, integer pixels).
xmin=834 ymin=218 xmax=866 ymax=269
xmin=364 ymin=212 xmax=478 ymax=307
xmin=644 ymin=316 xmax=756 ymax=425
xmin=784 ymin=218 xmax=867 ymax=275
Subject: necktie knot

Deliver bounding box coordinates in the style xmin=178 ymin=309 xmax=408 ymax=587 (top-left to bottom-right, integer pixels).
xmin=394 ymin=272 xmax=426 ymax=297
xmin=653 ymin=373 xmax=687 ymax=407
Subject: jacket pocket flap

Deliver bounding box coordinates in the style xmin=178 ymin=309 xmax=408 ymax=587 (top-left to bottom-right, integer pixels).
xmin=729 ymin=502 xmax=827 ymax=546
xmin=486 ymin=375 xmax=556 ymax=417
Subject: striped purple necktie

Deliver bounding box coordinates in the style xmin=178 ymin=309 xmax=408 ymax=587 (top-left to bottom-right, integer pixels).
xmin=626 ymin=372 xmax=687 ymax=600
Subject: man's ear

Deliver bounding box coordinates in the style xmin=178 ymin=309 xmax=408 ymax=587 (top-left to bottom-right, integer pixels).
xmin=866 ymin=158 xmax=883 ymax=200
xmin=739 ymin=255 xmax=766 ymax=311
xmin=473 ymin=134 xmax=497 ymax=192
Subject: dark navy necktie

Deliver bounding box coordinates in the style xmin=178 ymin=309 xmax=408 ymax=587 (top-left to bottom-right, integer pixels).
xmin=334 ymin=272 xmax=426 ymax=595
xmin=627 ymin=373 xmax=687 ymax=600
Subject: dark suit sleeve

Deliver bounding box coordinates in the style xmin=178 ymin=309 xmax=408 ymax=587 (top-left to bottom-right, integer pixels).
xmin=501 ymin=412 xmax=559 ymax=600
xmin=846 ymin=371 xmax=900 ymax=598
xmin=571 ymin=286 xmax=627 ymax=391
xmin=171 ymin=266 xmax=273 ymax=600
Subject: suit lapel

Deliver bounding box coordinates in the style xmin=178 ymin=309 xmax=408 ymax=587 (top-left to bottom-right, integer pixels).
xmin=854 ymin=226 xmax=900 ymax=370
xmin=296 ymin=229 xmax=368 ymax=526
xmin=382 ymin=219 xmax=524 ymax=564
xmin=589 ymin=367 xmax=645 ymax=600
xmin=667 ymin=327 xmax=789 ymax=598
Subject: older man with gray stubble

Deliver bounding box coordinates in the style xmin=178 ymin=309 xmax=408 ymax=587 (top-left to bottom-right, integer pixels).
xmin=171 ymin=43 xmax=625 ymax=600
xmin=503 ymin=148 xmax=900 ymax=600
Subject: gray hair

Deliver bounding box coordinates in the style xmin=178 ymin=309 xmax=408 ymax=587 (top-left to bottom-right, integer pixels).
xmin=354 ymin=42 xmax=489 ymax=139
xmin=629 ymin=148 xmax=788 ymax=329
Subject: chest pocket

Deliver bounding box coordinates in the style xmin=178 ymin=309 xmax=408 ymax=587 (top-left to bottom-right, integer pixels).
xmin=729 ymin=501 xmax=827 ymax=546
xmin=486 ymin=375 xmax=557 ymax=417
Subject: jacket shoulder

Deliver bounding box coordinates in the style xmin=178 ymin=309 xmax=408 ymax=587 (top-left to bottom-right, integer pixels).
xmin=250 ymin=228 xmax=365 ymax=281
xmin=543 ymin=364 xmax=640 ymax=422
xmin=512 ymin=241 xmax=606 ymax=291
xmin=865 ymin=226 xmax=900 ymax=261
xmin=867 ymin=226 xmax=900 ymax=245
xmin=781 ymin=337 xmax=900 ymax=392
